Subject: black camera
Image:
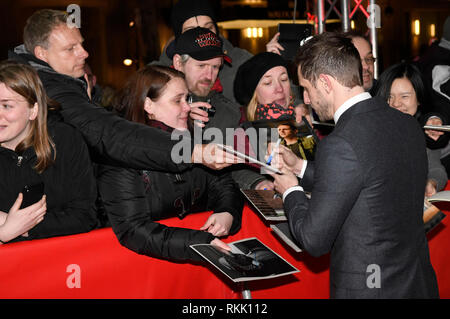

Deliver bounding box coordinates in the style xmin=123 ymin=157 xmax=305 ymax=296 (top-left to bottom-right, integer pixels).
xmin=187 ymin=94 xmax=216 ymax=119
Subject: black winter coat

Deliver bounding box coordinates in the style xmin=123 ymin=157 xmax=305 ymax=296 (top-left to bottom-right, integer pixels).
xmin=0 ymin=118 xmax=98 ymax=242
xmin=97 ymin=122 xmax=244 ymax=262
xmin=8 ymin=45 xmax=192 ymax=172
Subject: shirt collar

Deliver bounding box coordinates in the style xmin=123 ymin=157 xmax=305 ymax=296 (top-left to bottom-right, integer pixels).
xmin=333 ymin=92 xmax=371 ymax=123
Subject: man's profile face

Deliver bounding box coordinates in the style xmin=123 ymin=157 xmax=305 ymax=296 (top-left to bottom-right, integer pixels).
xmin=176 ymin=56 xmax=222 ymax=97
xmin=352 ymin=37 xmax=374 ymax=91
xmin=36 ymin=24 xmax=89 ymax=78
xmin=298 ymin=68 xmax=333 ymax=121
xmin=182 ymin=15 xmax=217 ymax=34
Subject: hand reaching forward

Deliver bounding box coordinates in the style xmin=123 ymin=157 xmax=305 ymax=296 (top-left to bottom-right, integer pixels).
xmin=201 ymin=212 xmax=234 ymax=237
xmin=266 ymin=32 xmax=285 ymax=55
xmin=210 ymin=238 xmax=231 ymax=252
xmin=192 ymin=144 xmax=242 ymax=170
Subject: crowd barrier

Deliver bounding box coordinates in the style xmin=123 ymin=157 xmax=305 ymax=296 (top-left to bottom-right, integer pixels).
xmin=0 ymin=199 xmax=448 ymax=299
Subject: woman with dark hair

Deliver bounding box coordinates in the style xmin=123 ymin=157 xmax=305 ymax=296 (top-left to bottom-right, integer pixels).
xmin=97 ymin=65 xmax=243 ymax=262
xmin=375 ymin=62 xmax=449 ymax=195
xmin=0 ymin=61 xmax=98 ymax=244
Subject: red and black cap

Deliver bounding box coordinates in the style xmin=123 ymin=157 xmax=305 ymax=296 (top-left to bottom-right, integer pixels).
xmin=172 ymin=27 xmax=232 ymax=64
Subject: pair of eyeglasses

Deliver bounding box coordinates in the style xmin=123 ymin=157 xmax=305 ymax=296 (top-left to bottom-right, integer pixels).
xmin=362 ymin=56 xmax=376 ymax=65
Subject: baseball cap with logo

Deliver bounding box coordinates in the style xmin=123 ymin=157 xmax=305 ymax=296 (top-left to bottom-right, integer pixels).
xmin=172 ymin=27 xmax=232 ymax=64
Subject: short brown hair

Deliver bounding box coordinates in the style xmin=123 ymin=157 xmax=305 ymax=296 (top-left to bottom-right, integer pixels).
xmin=23 ymin=9 xmax=68 ymax=53
xmin=116 ymin=65 xmax=185 ymax=125
xmin=295 ymin=32 xmax=362 ymax=88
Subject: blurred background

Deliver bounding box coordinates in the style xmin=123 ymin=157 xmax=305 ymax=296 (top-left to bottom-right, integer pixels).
xmin=1 ymin=0 xmax=449 ymax=90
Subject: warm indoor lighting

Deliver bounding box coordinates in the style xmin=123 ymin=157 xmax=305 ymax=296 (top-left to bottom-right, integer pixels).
xmin=430 ymin=24 xmax=436 ymax=37
xmin=123 ymin=58 xmax=133 ymax=66
xmin=246 ymin=27 xmax=263 ymax=38
xmin=351 ymin=20 xmax=355 ymax=29
xmin=129 ymin=21 xmax=135 ymax=27
xmin=413 ymin=19 xmax=420 ymax=36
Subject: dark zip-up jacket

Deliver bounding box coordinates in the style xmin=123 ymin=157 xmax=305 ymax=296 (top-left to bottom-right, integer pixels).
xmin=0 ymin=119 xmax=98 ymax=242
xmin=8 ymin=45 xmax=192 ymax=172
xmin=97 ymin=121 xmax=243 ymax=262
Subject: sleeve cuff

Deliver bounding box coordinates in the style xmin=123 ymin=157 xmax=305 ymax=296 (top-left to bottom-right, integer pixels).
xmin=297 ymin=160 xmax=308 ymax=178
xmin=282 ymin=186 xmax=304 ymax=202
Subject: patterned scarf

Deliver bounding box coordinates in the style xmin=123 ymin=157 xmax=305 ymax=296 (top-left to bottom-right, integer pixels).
xmin=254 ymin=102 xmax=295 ymax=120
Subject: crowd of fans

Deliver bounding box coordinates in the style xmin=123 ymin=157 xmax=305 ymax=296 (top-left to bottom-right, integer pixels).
xmin=0 ymin=0 xmax=449 ymax=274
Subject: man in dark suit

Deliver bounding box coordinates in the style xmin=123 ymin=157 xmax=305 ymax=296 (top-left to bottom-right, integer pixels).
xmin=271 ymin=32 xmax=439 ymax=298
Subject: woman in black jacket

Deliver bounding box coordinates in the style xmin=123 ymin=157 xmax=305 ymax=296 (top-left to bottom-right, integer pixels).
xmin=0 ymin=61 xmax=98 ymax=244
xmin=97 ymin=65 xmax=243 ymax=262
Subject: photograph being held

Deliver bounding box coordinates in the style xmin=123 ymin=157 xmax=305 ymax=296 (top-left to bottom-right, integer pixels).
xmin=98 ymin=65 xmax=244 ymax=262
xmin=0 ymin=61 xmax=98 ymax=245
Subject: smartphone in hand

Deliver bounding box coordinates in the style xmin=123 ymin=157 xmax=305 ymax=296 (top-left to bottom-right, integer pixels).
xmin=277 ymin=23 xmax=313 ymax=61
xmin=20 ymin=182 xmax=45 ymax=209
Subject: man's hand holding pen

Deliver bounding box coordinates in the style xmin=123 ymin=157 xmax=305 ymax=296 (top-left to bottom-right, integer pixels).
xmin=267 ymin=143 xmax=305 ymax=196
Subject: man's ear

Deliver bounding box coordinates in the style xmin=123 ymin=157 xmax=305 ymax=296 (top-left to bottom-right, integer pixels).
xmin=34 ymin=46 xmax=48 ymax=63
xmin=173 ymin=54 xmax=183 ymax=72
xmin=318 ymin=74 xmax=332 ymax=94
xmin=143 ymin=97 xmax=155 ymax=118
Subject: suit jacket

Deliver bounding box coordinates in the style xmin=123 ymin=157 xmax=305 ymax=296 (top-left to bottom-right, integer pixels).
xmin=284 ymin=96 xmax=439 ymax=299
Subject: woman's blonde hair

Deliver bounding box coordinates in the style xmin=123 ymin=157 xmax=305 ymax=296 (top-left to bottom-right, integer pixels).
xmin=246 ymin=92 xmax=258 ymax=122
xmin=0 ymin=61 xmax=55 ymax=173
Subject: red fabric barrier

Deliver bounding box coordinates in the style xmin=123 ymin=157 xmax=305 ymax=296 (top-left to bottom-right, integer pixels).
xmin=427 ymin=202 xmax=450 ymax=299
xmin=0 ymin=204 xmax=329 ymax=299
xmin=0 ymin=200 xmax=448 ymax=299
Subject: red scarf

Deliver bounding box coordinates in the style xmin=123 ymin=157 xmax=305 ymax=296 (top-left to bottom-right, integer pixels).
xmin=254 ymin=102 xmax=295 ymax=120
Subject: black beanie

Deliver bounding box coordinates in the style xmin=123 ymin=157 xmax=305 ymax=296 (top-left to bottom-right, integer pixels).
xmin=233 ymin=52 xmax=289 ymax=106
xmin=170 ymin=0 xmax=217 ymax=38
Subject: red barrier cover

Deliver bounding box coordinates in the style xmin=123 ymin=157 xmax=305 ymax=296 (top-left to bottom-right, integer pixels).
xmin=0 ymin=201 xmax=448 ymax=299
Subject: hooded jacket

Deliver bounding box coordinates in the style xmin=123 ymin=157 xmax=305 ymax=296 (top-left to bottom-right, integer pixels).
xmin=0 ymin=116 xmax=98 ymax=242
xmin=8 ymin=45 xmax=192 ymax=172
xmin=97 ymin=120 xmax=243 ymax=262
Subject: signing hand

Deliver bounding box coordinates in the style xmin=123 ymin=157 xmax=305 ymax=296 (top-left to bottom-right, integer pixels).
xmin=0 ymin=194 xmax=46 ymax=243
xmin=268 ymin=143 xmax=304 ymax=175
xmin=201 ymin=212 xmax=234 ymax=237
xmin=271 ymin=167 xmax=300 ymax=195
